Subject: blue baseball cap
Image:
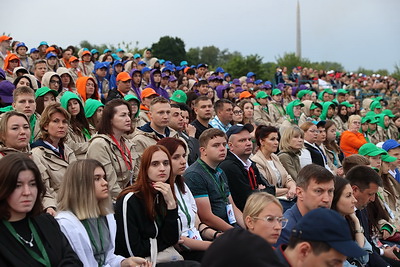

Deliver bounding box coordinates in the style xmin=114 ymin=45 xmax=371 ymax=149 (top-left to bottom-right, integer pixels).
xmin=116 ymin=48 xmax=124 ymax=53
xmin=46 ymin=52 xmax=57 ymax=59
xmin=138 ymin=61 xmax=146 ymax=66
xmin=16 ymin=42 xmax=28 ymax=49
xmin=215 ymin=67 xmax=225 ymax=73
xmin=39 ymin=41 xmax=48 ymax=46
xmin=103 ymin=49 xmax=111 ymax=53
xmin=94 ymin=61 xmax=109 ymax=71
xmin=134 ymin=53 xmax=141 ymax=59
xmin=180 ymin=60 xmax=188 ymax=66
xmin=382 ymin=139 xmax=400 ymax=152
xmin=247 ymin=72 xmax=255 ymax=78
xmin=141 ymin=67 xmax=151 ymax=74
xmin=254 ymin=79 xmax=263 ymax=85
xmin=30 ymin=48 xmax=39 ymax=54
xmin=292 ymin=208 xmax=367 ymax=258
xmin=91 ymin=49 xmax=99 ymax=54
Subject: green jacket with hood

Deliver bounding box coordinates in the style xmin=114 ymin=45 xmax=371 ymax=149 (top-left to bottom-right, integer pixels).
xmin=320 ymin=101 xmax=335 ymax=121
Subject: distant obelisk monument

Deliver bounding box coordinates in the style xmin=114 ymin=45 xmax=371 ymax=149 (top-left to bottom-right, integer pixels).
xmin=296 ymin=0 xmax=301 ymax=58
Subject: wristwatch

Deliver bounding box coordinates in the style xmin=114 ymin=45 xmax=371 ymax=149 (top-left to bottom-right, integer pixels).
xmin=354 ymin=226 xmax=364 ymax=234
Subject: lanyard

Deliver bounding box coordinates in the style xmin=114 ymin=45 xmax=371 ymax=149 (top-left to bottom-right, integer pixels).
xmin=272 ymin=103 xmax=285 ymax=116
xmin=110 ymin=135 xmax=132 ymax=170
xmin=29 ymin=114 xmax=37 ymax=144
xmin=248 ymin=166 xmax=257 ymax=190
xmin=177 ymin=188 xmax=191 ymax=228
xmin=82 ymin=218 xmax=105 ymax=267
xmin=3 ymin=219 xmax=51 ymax=266
xmin=198 ymin=159 xmax=228 ymax=204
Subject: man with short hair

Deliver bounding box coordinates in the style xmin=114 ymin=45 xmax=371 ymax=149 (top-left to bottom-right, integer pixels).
xmin=219 ymin=124 xmax=272 ymax=211
xmin=209 ymin=99 xmax=233 ymax=133
xmin=191 ymin=96 xmax=213 ymax=139
xmin=105 ymin=72 xmax=131 ymax=102
xmin=33 ymin=59 xmax=47 ymax=87
xmin=342 ymin=154 xmax=370 ymax=175
xmin=196 ymin=63 xmax=207 ymax=80
xmin=0 ymin=35 xmax=12 ymax=69
xmin=196 ymin=80 xmax=209 ymax=96
xmin=275 ymin=208 xmax=367 ymax=267
xmin=276 ymin=164 xmax=334 ymax=246
xmin=346 ymin=165 xmax=398 ymax=266
xmin=168 ymin=103 xmax=200 ymax=165
xmin=184 ymin=128 xmax=244 ymax=231
xmin=131 ymin=97 xmax=179 ymax=165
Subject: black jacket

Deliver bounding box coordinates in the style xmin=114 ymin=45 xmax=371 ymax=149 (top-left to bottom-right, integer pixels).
xmin=219 ymin=151 xmax=275 ymax=211
xmin=0 ymin=214 xmax=82 ymax=266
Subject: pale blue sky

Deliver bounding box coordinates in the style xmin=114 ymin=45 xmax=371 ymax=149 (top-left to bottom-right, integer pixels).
xmin=3 ymin=0 xmax=399 ymax=72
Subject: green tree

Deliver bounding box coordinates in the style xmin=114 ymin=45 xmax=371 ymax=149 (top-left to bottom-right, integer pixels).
xmin=276 ymin=52 xmax=311 ymax=72
xmin=200 ymin=46 xmax=220 ymax=68
xmin=392 ymin=63 xmax=400 ymax=80
xmin=186 ymin=47 xmax=201 ymax=65
xmin=222 ymin=54 xmax=269 ymax=81
xmin=151 ymin=36 xmax=186 ymax=65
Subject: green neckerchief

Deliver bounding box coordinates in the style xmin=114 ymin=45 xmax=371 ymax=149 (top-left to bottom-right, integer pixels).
xmin=262 ymin=106 xmax=269 ymax=114
xmin=3 ymin=219 xmax=51 ymax=266
xmin=82 ymin=218 xmax=105 ymax=267
xmin=29 ymin=114 xmax=37 ymax=144
xmin=82 ymin=127 xmax=91 ymax=140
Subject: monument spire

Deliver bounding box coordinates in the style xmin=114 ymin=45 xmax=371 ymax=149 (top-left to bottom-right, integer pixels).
xmin=296 ymin=0 xmax=302 ymax=58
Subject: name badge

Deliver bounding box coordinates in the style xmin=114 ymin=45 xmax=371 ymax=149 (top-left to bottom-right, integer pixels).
xmin=226 ymin=204 xmax=237 ymax=224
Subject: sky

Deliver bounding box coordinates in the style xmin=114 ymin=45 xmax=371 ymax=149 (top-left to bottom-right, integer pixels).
xmin=2 ymin=0 xmax=399 ymax=72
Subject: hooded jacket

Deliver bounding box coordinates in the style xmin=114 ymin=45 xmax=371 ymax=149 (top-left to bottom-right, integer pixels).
xmin=3 ymin=53 xmax=20 ymax=81
xmin=86 ymin=134 xmax=138 ymax=198
xmin=320 ymin=101 xmax=335 ymax=121
xmin=60 ymin=92 xmax=91 ymax=159
xmin=109 ymin=60 xmax=124 ymax=90
xmin=12 ymin=66 xmax=28 ymax=80
xmin=42 ymin=71 xmax=61 ymax=91
xmin=76 ymin=76 xmax=99 ymax=102
xmin=277 ymin=149 xmax=301 ymax=182
xmin=17 ymin=51 xmax=33 ymax=71
xmin=31 ymin=140 xmax=77 ymax=198
xmin=253 ymin=105 xmax=273 ymax=127
xmin=78 ymin=60 xmax=94 ymax=77
xmin=148 ymin=69 xmax=169 ymax=99
xmin=56 ymin=67 xmax=77 ymax=94
xmin=129 ymin=69 xmax=142 ymax=99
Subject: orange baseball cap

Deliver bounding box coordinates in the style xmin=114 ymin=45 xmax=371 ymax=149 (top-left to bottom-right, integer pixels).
xmin=82 ymin=50 xmax=91 ymax=56
xmin=0 ymin=35 xmax=12 ymax=42
xmin=141 ymin=88 xmax=159 ymax=99
xmin=45 ymin=47 xmax=56 ymax=54
xmin=239 ymin=91 xmax=253 ymax=100
xmin=117 ymin=72 xmax=131 ymax=82
xmin=69 ymin=56 xmax=79 ymax=63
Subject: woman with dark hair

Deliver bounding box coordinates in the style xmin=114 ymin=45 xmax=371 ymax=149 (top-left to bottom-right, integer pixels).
xmin=114 ymin=145 xmax=183 ymax=263
xmin=34 ymin=87 xmax=58 ymax=115
xmin=13 ymin=75 xmax=33 ymax=89
xmin=86 ymin=99 xmax=138 ymax=199
xmin=60 ymin=91 xmax=92 ymax=159
xmin=324 ymin=120 xmax=343 ymax=175
xmin=56 ymin=159 xmax=150 ymax=267
xmin=157 ymin=138 xmax=216 ymax=262
xmin=331 ymin=177 xmax=371 ymax=266
xmin=250 ymin=125 xmax=296 ymax=207
xmin=84 ymin=98 xmax=104 ymax=131
xmin=0 ymin=153 xmax=82 ymax=266
xmin=334 ymin=103 xmax=350 ymax=132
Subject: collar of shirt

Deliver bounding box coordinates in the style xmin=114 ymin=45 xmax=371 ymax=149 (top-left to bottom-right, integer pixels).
xmin=231 ymin=151 xmax=252 ymax=170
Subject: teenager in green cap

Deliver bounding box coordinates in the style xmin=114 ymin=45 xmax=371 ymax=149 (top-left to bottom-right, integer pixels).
xmin=84 ymin=98 xmax=104 ymax=131
xmin=298 ymin=100 xmax=322 ymax=125
xmin=35 ymin=86 xmax=58 ymax=115
xmin=124 ymin=94 xmax=142 ymax=134
xmin=253 ymin=91 xmax=273 ymax=127
xmin=60 ymin=91 xmax=92 ymax=159
xmin=280 ymin=100 xmax=304 ymax=135
xmin=268 ymin=89 xmax=286 ymax=125
xmin=366 ymin=113 xmax=381 ymax=144
xmin=319 ymin=101 xmax=336 ymax=121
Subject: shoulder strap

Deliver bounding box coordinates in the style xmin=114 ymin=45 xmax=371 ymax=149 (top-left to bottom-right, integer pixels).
xmin=122 ymin=192 xmax=135 ymax=257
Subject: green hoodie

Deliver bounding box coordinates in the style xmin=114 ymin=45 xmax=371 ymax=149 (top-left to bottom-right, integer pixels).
xmin=376 ymin=113 xmax=389 ymax=130
xmin=320 ymin=101 xmax=335 ymax=120
xmin=124 ymin=95 xmax=141 ymax=118
xmin=60 ymin=91 xmax=91 ymax=139
xmin=318 ymin=89 xmax=334 ymax=101
xmin=84 ymin=99 xmax=104 ymax=118
xmin=60 ymin=91 xmax=82 ymax=110
xmin=286 ymin=100 xmax=304 ymax=124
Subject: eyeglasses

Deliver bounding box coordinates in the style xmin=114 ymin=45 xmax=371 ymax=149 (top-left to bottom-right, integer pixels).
xmin=233 ymin=110 xmax=243 ymax=115
xmin=308 ymin=129 xmax=320 ymax=133
xmin=49 ymin=80 xmax=61 ymax=84
xmin=253 ymin=216 xmax=288 ymax=228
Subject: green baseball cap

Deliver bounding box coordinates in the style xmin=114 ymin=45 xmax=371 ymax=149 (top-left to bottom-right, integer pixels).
xmin=35 ymin=87 xmax=58 ymax=99
xmin=124 ymin=94 xmax=140 ymax=103
xmin=291 ymin=99 xmax=304 ymax=107
xmin=358 ymin=143 xmax=387 ymax=157
xmin=382 ymin=109 xmax=395 ymax=118
xmin=310 ymin=102 xmax=322 ymax=110
xmin=170 ymin=90 xmax=188 ymax=104
xmin=84 ymin=99 xmax=104 ymax=118
xmin=381 ymin=153 xmax=397 ymax=163
xmin=256 ymin=91 xmax=269 ymax=99
xmin=272 ymin=89 xmax=282 ymax=96
xmin=340 ymin=101 xmax=354 ymax=108
xmin=370 ymin=101 xmax=382 ymax=110
xmin=297 ymin=90 xmax=310 ymax=99
xmin=336 ymin=89 xmax=349 ymax=95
